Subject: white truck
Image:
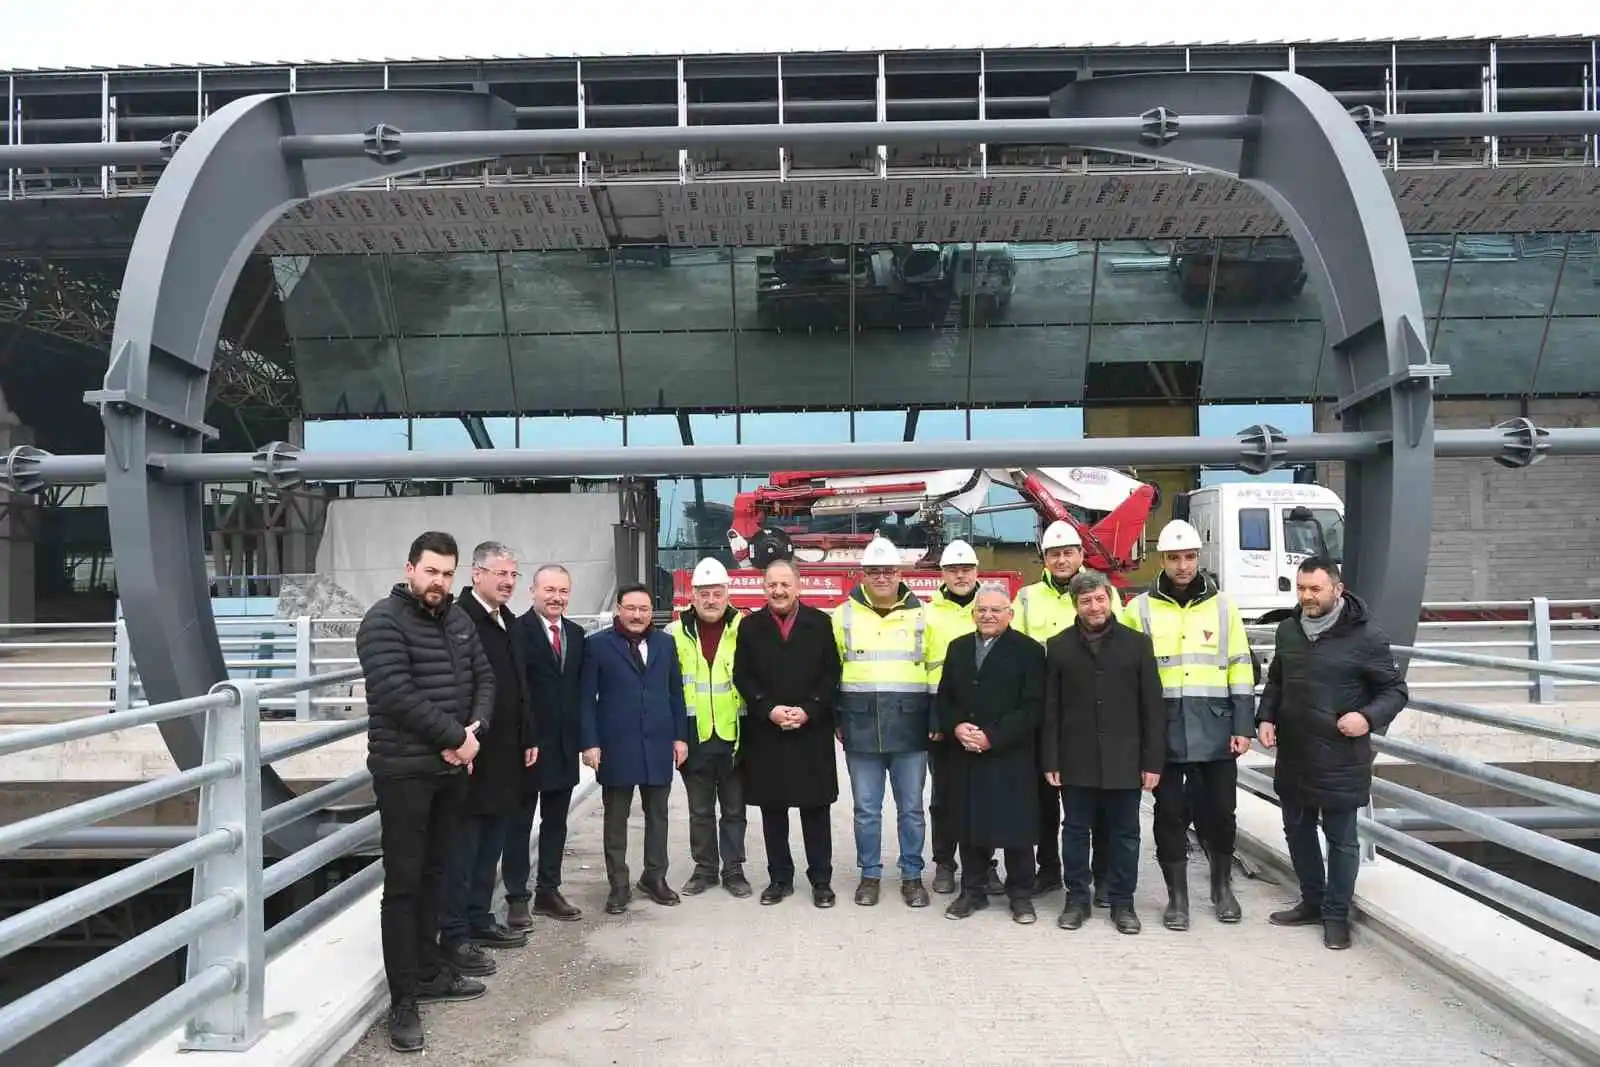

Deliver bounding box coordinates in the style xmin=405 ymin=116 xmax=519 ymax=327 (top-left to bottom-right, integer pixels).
xmin=1173 ymin=482 xmax=1346 ymax=623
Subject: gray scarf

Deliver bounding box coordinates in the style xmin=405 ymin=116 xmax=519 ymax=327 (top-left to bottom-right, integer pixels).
xmin=1300 ymin=596 xmax=1345 ymax=641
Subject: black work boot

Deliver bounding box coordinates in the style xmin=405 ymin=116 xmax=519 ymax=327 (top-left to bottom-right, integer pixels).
xmin=1057 ymin=900 xmax=1091 ymax=930
xmin=944 ymin=892 xmax=987 ymax=920
xmin=723 ymin=869 xmax=754 ymax=898
xmin=604 ymin=883 xmax=631 ymax=915
xmin=1110 ymin=903 xmax=1142 ymax=935
xmin=853 ymin=877 xmax=881 ymax=906
xmin=681 ymin=872 xmax=719 ymax=896
xmin=1323 ymin=918 xmax=1353 ymax=950
xmin=1210 ymin=852 xmax=1242 ymax=923
xmin=931 ymin=863 xmax=958 ymax=895
xmin=1161 ymin=861 xmax=1191 ymax=932
xmin=902 ymin=878 xmax=930 ymax=908
xmin=505 ymin=898 xmax=533 ymax=931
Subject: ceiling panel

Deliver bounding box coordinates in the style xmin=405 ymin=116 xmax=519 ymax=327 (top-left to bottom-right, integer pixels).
xmin=253 ymin=166 xmax=1600 ymax=255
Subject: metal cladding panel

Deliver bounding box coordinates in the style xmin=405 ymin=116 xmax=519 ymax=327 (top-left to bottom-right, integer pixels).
xmin=248 ymin=167 xmax=1600 ymax=253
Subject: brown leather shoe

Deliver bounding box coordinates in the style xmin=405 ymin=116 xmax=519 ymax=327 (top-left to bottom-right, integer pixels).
xmin=533 ymin=889 xmax=582 ymax=921
xmin=637 ymin=878 xmax=681 ymax=906
xmin=506 ymin=899 xmax=533 ymax=931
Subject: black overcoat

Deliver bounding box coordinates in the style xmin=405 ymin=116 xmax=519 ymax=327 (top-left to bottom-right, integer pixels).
xmin=933 ymin=628 xmax=1046 ymax=849
xmin=732 ymin=605 xmax=842 ymax=809
xmin=1257 ymin=592 xmax=1408 ymax=811
xmin=457 ymin=593 xmax=536 ymax=814
xmin=515 ymin=613 xmax=587 ymax=793
xmin=1042 ymin=620 xmax=1166 ymax=790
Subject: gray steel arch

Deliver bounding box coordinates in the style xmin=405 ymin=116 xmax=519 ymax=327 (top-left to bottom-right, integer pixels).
xmin=97 ymin=89 xmax=516 ymax=846
xmin=1052 ymin=72 xmax=1441 ymax=646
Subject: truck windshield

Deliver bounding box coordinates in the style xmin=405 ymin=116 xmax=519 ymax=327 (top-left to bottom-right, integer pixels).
xmin=1283 ymin=508 xmax=1345 ymax=562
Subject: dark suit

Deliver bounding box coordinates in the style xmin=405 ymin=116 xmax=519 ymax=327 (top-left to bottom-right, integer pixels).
xmin=440 ymin=592 xmax=536 ymax=947
xmin=507 ymin=612 xmax=587 ymax=901
xmin=934 ymin=629 xmax=1045 ymax=901
xmin=581 ymin=626 xmax=690 ymax=888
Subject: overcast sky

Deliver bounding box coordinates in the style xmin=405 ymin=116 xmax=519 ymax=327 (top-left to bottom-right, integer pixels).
xmin=3 ymin=2 xmax=1595 ymax=71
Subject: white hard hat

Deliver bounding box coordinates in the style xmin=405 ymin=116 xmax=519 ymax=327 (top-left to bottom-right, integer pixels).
xmin=691 ymin=557 xmax=731 ymax=587
xmin=860 ymin=537 xmax=902 ymax=568
xmin=1156 ymin=519 xmax=1204 ymax=553
xmin=1039 ymin=520 xmax=1082 ymax=551
xmin=939 ymin=539 xmax=979 ymax=567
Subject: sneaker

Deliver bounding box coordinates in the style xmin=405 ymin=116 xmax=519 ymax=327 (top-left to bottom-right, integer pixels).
xmin=681 ymin=872 xmax=719 ymax=896
xmin=387 ymin=998 xmax=423 ymax=1052
xmin=1269 ymin=900 xmax=1322 ymax=927
xmin=415 ymin=971 xmax=486 ymax=1004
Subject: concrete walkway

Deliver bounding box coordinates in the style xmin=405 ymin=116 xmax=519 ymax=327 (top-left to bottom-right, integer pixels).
xmin=341 ymin=761 xmax=1566 ymax=1067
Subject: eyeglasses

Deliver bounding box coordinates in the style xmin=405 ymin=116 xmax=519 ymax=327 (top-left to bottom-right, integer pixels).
xmin=476 ymin=567 xmax=521 ymax=581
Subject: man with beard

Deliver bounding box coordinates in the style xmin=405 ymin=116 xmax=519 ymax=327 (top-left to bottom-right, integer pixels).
xmin=1258 ymin=557 xmax=1407 ymax=950
xmin=733 ymin=559 xmax=843 ymax=907
xmin=581 ymin=584 xmax=690 ymax=915
xmin=1013 ymin=520 xmax=1121 ymax=902
xmin=924 ymin=540 xmax=1006 ymax=898
xmin=668 ymin=558 xmax=751 ymax=899
xmin=934 ymin=588 xmax=1046 ymax=925
xmin=1123 ymin=520 xmax=1256 ymax=932
xmin=1042 ymin=570 xmax=1164 ymax=935
xmin=358 ymin=531 xmax=495 ymax=1053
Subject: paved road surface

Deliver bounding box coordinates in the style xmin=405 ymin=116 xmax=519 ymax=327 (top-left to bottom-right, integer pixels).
xmin=342 ymin=759 xmax=1566 ymax=1067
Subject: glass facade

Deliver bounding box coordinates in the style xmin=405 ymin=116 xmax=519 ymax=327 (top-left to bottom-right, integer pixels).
xmin=277 ymin=232 xmax=1600 ymax=417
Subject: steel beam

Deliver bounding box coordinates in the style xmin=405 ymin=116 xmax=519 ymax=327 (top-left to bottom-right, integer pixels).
xmin=1052 ymin=71 xmax=1438 ymax=648
xmin=92 ymin=88 xmax=516 ymax=853
xmin=10 ymin=109 xmax=1600 ymax=170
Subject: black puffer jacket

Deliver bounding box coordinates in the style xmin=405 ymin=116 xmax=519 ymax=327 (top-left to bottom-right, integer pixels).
xmin=358 ymin=583 xmax=496 ymax=779
xmin=1256 ymin=592 xmax=1408 ymax=810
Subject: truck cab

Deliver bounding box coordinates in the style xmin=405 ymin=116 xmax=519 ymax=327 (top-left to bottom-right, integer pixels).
xmin=1174 ymin=483 xmax=1345 ymax=623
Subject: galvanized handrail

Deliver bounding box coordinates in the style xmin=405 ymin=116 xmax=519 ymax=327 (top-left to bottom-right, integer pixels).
xmin=0 ymin=666 xmax=374 ymax=1062
xmin=1244 ymin=619 xmax=1600 ymax=953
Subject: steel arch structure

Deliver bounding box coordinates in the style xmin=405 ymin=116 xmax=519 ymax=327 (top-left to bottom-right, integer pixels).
xmin=62 ymin=72 xmax=1453 ymax=843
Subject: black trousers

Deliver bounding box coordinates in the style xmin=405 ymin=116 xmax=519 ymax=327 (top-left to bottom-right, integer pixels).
xmin=930 ymin=745 xmax=996 ymax=872
xmin=761 ymin=804 xmax=833 ymax=887
xmin=602 ymin=784 xmax=671 ymax=888
xmin=1152 ymin=758 xmax=1238 ymax=866
xmin=373 ymin=771 xmax=466 ymax=1001
xmin=958 ymin=841 xmax=1033 ymax=901
xmin=1061 ymin=786 xmax=1142 ymax=907
xmin=439 ymin=811 xmax=515 ymax=947
xmin=681 ymin=746 xmax=748 ymax=878
xmin=1036 ymin=778 xmax=1108 ymax=882
xmin=503 ymin=786 xmax=574 ymax=900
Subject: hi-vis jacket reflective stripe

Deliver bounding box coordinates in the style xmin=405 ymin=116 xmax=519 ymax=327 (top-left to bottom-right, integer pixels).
xmin=1122 ymin=572 xmax=1256 ymax=763
xmin=667 ymin=608 xmax=745 ymax=751
xmin=832 ymin=585 xmax=934 ymax=754
xmin=924 ymin=587 xmax=978 ymax=689
xmin=1013 ymin=569 xmax=1123 ymax=644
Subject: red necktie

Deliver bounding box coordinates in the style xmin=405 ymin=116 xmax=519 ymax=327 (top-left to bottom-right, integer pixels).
xmin=550 ymin=622 xmax=563 ymax=659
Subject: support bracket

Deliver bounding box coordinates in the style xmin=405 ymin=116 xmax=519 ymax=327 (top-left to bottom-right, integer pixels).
xmin=0 ymin=445 xmax=49 ymax=495
xmin=1490 ymin=417 xmax=1551 ymax=470
xmin=1237 ymin=424 xmax=1288 ymax=475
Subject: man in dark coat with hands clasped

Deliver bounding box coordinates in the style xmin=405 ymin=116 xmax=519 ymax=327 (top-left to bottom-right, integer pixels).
xmin=438 ymin=541 xmax=537 ymax=977
xmin=933 ymin=587 xmax=1047 ymax=925
xmin=733 ymin=559 xmax=844 ymax=908
xmin=358 ymin=530 xmax=495 ymax=1054
xmin=1257 ymin=556 xmax=1407 ymax=951
xmin=1042 ymin=569 xmax=1165 ymax=936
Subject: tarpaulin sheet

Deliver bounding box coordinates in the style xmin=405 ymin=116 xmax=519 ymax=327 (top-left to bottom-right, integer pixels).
xmin=314 ymin=493 xmax=621 ymax=617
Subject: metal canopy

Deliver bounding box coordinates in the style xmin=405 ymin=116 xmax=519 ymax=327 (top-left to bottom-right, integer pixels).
xmin=4 ymin=75 xmax=1599 ymax=846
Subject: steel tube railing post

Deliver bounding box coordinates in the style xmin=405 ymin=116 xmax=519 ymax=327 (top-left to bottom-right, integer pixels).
xmin=113 ymin=617 xmax=132 ymax=713
xmin=179 ymin=680 xmax=265 ymax=1052
xmin=1529 ymin=597 xmax=1556 ymax=704
xmin=294 ymin=617 xmax=313 ymax=721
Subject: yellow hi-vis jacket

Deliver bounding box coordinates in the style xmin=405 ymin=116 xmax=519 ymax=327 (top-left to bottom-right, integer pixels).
xmin=1012 ymin=568 xmax=1123 ymax=644
xmin=1121 ymin=571 xmax=1256 ymax=763
xmin=832 ymin=585 xmax=934 ymax=755
xmin=924 ymin=586 xmax=979 ymax=689
xmin=667 ymin=607 xmax=745 ymax=752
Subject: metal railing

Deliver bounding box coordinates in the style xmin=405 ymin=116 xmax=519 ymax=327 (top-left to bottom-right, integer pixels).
xmin=1245 ymin=596 xmax=1600 ymax=705
xmin=0 ymin=667 xmax=374 ymax=1065
xmin=1237 ymin=640 xmax=1600 ymax=953
xmin=0 ymin=613 xmax=614 ymax=722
